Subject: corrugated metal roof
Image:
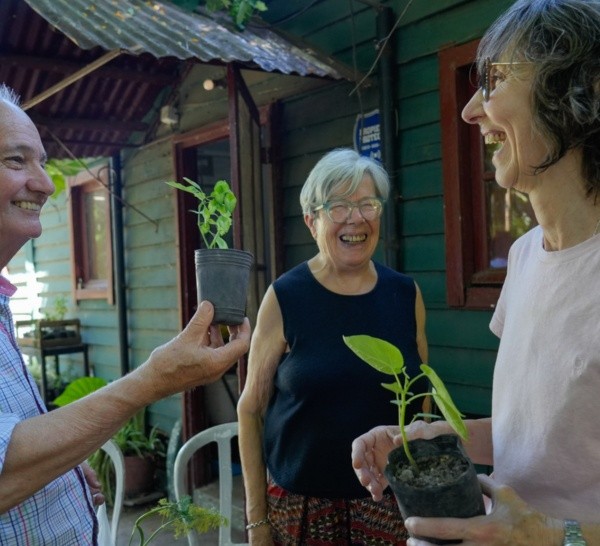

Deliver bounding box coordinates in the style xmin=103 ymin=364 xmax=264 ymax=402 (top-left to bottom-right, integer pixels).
xmin=0 ymin=0 xmax=350 ymax=158
xmin=24 ymin=0 xmax=348 ymax=79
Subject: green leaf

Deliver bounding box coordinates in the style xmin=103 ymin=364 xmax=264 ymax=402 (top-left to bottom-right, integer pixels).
xmin=215 ymin=215 xmax=230 ymax=234
xmin=214 ymin=236 xmax=228 ymax=249
xmin=166 ymin=180 xmax=200 ymax=197
xmin=46 ymin=158 xmax=84 ymax=177
xmin=414 ymin=412 xmax=441 ymax=421
xmin=213 ymin=179 xmax=227 ymax=194
xmin=420 ymin=364 xmax=468 ymax=440
xmin=49 ymin=172 xmax=66 ymax=199
xmin=182 ymin=177 xmax=203 ymax=191
xmin=165 ymin=178 xmax=237 ymax=248
xmin=235 ymin=3 xmax=252 ymax=28
xmin=223 ymin=193 xmax=237 ymax=212
xmin=53 ymin=376 xmax=108 ymax=407
xmin=206 ymin=0 xmax=231 ymax=11
xmin=45 ymin=158 xmax=88 ymax=199
xmin=381 ymin=381 xmax=403 ymax=394
xmin=342 ymin=335 xmax=404 ymax=375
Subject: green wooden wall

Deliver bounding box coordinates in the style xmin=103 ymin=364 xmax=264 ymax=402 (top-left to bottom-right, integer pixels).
xmin=263 ymin=0 xmax=516 ymax=417
xmin=119 ymin=140 xmax=182 ymax=433
xmin=6 ymin=192 xmax=121 ymax=389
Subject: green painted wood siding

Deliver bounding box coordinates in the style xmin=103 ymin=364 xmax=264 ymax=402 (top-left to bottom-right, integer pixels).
xmin=120 ymin=140 xmax=182 ymax=433
xmin=263 ymin=0 xmax=516 ymax=418
xmin=7 ymin=193 xmax=121 ymax=389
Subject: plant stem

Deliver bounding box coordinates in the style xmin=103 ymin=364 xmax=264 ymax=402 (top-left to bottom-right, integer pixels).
xmin=398 ymin=371 xmax=418 ymax=470
xmin=196 ymin=209 xmax=210 ymax=249
xmin=129 ymin=506 xmax=164 ymax=546
xmin=141 ymin=520 xmax=175 ymax=546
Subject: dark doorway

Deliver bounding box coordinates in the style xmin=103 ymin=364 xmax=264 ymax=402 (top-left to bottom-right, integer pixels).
xmin=173 ymin=86 xmax=282 ymax=488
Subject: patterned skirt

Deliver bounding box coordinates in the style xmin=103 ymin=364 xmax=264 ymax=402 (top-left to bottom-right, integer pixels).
xmin=267 ymin=476 xmax=408 ymax=545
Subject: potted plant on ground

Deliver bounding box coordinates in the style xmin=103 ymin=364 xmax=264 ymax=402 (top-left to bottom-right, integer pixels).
xmin=113 ymin=413 xmax=166 ymax=499
xmin=343 ymin=335 xmax=485 ymax=545
xmin=165 ymin=178 xmax=253 ymax=325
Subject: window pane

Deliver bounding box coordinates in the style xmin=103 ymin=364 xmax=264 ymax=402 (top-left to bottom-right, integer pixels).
xmin=484 ymin=143 xmax=537 ymax=269
xmin=84 ymin=190 xmax=107 ymax=280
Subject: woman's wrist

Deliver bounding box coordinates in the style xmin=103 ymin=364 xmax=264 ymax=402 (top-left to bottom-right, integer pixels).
xmin=526 ymin=511 xmax=565 ymax=546
xmin=246 ymin=517 xmax=270 ymax=530
xmin=538 ymin=513 xmax=563 ymax=546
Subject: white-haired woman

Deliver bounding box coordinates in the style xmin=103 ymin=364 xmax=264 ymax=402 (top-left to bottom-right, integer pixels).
xmin=238 ymin=148 xmax=428 ymax=545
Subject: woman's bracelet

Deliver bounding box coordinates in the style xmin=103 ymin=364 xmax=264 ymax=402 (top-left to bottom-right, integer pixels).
xmin=245 ymin=518 xmax=270 ymax=530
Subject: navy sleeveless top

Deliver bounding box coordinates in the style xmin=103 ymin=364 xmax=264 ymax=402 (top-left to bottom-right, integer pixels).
xmin=263 ymin=261 xmax=425 ymax=499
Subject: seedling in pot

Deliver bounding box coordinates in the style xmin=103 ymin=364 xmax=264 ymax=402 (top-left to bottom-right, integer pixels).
xmin=342 ymin=334 xmax=468 ymax=471
xmin=165 ymin=178 xmax=237 ymax=249
xmin=166 ymin=177 xmax=252 ymax=326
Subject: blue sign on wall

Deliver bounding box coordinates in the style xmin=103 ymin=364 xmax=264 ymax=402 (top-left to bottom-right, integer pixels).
xmin=354 ymin=109 xmax=381 ymax=162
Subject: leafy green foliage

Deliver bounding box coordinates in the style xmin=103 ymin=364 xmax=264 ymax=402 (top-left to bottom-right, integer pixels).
xmin=45 ymin=158 xmax=86 ymax=199
xmin=41 ymin=295 xmax=70 ymax=321
xmin=204 ymin=0 xmax=267 ymax=29
xmin=113 ymin=416 xmax=166 ymax=459
xmin=89 ymin=415 xmax=165 ymax=505
xmin=343 ymin=335 xmax=467 ymax=469
xmin=165 ymin=178 xmax=237 ymax=249
xmin=52 ymin=376 xmax=108 ymax=407
xmin=129 ymin=495 xmax=227 ymax=545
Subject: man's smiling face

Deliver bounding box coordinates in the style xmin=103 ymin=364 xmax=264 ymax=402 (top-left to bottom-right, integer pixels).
xmin=0 ymin=100 xmax=54 ymax=267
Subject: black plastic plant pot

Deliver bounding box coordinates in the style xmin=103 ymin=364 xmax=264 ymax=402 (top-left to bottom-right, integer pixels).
xmin=384 ymin=434 xmax=485 ymax=545
xmin=194 ymin=248 xmax=253 ymax=326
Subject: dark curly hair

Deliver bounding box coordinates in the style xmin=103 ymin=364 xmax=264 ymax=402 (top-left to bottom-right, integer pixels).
xmin=477 ymin=0 xmax=600 ymax=197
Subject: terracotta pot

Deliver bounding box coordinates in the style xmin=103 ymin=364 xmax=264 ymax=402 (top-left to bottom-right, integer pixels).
xmin=124 ymin=456 xmax=155 ymax=497
xmin=194 ymin=248 xmax=253 ymax=325
xmin=384 ymin=434 xmax=485 ymax=545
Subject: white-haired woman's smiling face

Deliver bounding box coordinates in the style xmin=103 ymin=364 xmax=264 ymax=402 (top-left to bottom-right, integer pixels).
xmin=305 ymin=174 xmax=380 ymax=272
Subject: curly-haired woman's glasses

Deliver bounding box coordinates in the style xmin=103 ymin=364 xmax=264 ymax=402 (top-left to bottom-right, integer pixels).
xmin=313 ymin=198 xmax=383 ymax=224
xmin=480 ymin=57 xmax=533 ymax=101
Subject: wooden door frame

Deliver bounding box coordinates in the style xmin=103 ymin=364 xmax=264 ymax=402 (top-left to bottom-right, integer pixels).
xmin=171 ymin=90 xmax=282 ymax=487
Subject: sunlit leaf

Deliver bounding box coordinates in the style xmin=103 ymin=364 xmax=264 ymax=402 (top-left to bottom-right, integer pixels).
xmin=344 ymin=335 xmax=469 ymax=468
xmin=381 ymin=381 xmax=403 ymax=394
xmin=343 ymin=335 xmax=404 ymax=375
xmin=53 ymin=376 xmax=107 ymax=407
xmin=165 ymin=178 xmax=236 ymax=248
xmin=421 ymin=364 xmax=468 ymax=440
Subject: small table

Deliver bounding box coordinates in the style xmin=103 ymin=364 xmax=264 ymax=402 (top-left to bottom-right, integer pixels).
xmin=16 ymin=319 xmax=92 ymax=406
xmin=20 ymin=342 xmax=90 ymax=406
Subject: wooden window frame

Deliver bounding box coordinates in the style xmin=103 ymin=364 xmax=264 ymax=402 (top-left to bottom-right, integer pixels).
xmin=440 ymin=40 xmax=504 ymax=310
xmin=68 ymin=164 xmax=114 ymax=304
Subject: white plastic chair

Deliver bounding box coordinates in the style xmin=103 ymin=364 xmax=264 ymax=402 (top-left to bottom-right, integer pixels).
xmin=96 ymin=439 xmax=125 ymax=546
xmin=174 ymin=421 xmax=248 ymax=546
